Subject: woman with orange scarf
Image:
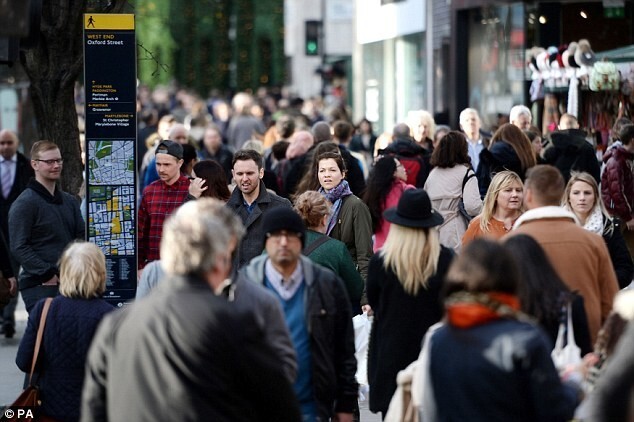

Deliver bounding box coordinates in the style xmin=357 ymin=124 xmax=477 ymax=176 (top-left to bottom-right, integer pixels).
xmin=421 ymin=239 xmax=581 ymax=421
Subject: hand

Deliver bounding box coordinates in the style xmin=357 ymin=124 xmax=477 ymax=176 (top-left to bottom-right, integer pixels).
xmin=188 ymin=177 xmax=208 ymax=198
xmin=42 ymin=275 xmax=59 ymax=286
xmin=361 ymin=304 xmax=373 ymax=316
xmin=334 ymin=413 xmax=353 ymax=422
xmin=626 ymin=219 xmax=634 ymax=231
xmin=8 ymin=277 xmax=17 ymax=296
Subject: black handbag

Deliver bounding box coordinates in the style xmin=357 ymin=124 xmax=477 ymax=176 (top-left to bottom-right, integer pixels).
xmin=458 ymin=168 xmax=476 ymax=224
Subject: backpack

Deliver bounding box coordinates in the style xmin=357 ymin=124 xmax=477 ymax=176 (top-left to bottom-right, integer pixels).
xmin=380 ymin=140 xmax=431 ymax=188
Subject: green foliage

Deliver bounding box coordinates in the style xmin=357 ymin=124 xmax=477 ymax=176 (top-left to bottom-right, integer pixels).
xmin=135 ymin=0 xmax=176 ymax=87
xmin=135 ymin=0 xmax=284 ymax=93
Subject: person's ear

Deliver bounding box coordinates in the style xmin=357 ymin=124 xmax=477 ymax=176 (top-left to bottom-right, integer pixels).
xmin=259 ymin=167 xmax=264 ymax=179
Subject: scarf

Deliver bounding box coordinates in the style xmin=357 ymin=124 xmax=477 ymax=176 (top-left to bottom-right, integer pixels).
xmin=445 ymin=291 xmax=532 ymax=329
xmin=319 ymin=180 xmax=353 ymax=235
xmin=583 ymin=206 xmax=604 ymax=235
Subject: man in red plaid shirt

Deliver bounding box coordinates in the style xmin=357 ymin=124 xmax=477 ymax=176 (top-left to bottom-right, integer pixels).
xmin=138 ymin=140 xmax=189 ymax=271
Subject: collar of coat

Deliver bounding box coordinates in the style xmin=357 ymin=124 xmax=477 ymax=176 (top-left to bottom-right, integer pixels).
xmin=513 ymin=206 xmax=579 ymax=230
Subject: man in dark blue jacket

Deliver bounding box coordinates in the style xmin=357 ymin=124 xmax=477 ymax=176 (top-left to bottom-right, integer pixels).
xmin=9 ymin=141 xmax=84 ymax=313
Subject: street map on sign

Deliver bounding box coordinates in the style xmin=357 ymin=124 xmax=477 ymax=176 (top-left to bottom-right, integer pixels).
xmin=87 ymin=140 xmax=136 ymax=256
xmin=88 ymin=140 xmax=135 ymax=185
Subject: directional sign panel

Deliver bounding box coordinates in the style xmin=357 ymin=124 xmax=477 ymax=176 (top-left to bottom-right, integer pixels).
xmin=83 ymin=14 xmax=137 ymax=307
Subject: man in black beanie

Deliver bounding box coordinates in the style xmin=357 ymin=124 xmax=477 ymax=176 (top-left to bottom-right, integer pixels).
xmin=238 ymin=207 xmax=358 ymax=422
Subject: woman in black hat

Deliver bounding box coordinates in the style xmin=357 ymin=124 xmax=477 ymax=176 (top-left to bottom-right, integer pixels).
xmin=366 ymin=189 xmax=455 ymax=418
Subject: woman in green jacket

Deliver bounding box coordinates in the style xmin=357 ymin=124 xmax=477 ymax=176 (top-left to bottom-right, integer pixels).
xmin=316 ymin=152 xmax=373 ymax=288
xmin=294 ymin=190 xmax=364 ymax=311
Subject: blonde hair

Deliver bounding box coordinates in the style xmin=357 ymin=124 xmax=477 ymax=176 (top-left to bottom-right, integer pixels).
xmin=30 ymin=141 xmax=59 ymax=160
xmin=562 ymin=172 xmax=613 ymax=236
xmin=480 ymin=171 xmax=524 ymax=233
xmin=381 ymin=224 xmax=440 ymax=295
xmin=409 ymin=110 xmax=436 ymax=142
xmin=59 ymin=241 xmax=107 ymax=299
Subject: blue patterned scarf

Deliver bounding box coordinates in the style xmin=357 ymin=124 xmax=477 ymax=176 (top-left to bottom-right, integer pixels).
xmin=319 ymin=180 xmax=353 ymax=235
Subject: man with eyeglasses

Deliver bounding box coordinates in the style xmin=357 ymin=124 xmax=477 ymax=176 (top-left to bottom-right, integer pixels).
xmin=8 ymin=141 xmax=85 ymax=313
xmin=239 ymin=207 xmax=357 ymax=422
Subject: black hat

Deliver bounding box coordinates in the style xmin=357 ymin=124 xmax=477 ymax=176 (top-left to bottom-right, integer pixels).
xmin=156 ymin=140 xmax=183 ymax=160
xmin=383 ymin=189 xmax=444 ymax=228
xmin=262 ymin=208 xmax=306 ymax=247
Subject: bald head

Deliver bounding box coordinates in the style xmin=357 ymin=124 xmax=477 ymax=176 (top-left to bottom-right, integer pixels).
xmin=0 ymin=129 xmax=19 ymax=160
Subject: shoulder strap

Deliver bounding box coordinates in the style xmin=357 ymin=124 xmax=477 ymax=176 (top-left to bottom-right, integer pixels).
xmin=302 ymin=234 xmax=331 ymax=256
xmin=461 ymin=168 xmax=476 ymax=193
xmin=29 ymin=297 xmax=53 ymax=385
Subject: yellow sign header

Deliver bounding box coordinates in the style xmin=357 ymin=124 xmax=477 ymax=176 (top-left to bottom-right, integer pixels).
xmin=84 ymin=14 xmax=134 ymax=30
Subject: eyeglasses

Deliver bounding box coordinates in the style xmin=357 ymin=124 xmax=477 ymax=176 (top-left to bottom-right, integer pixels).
xmin=266 ymin=231 xmax=302 ymax=241
xmin=34 ymin=158 xmax=64 ymax=165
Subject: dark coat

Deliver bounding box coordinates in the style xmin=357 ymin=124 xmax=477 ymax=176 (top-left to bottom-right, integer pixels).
xmin=427 ymin=320 xmax=579 ymax=421
xmin=476 ymin=141 xmax=524 ymax=197
xmin=601 ymin=146 xmax=634 ymax=223
xmin=241 ymin=255 xmax=358 ymax=420
xmin=538 ymin=293 xmax=593 ymax=356
xmin=603 ymin=217 xmax=634 ymax=289
xmin=366 ymin=247 xmax=454 ymax=414
xmin=81 ymin=275 xmax=300 ymax=422
xmin=226 ymin=181 xmax=292 ymax=269
xmin=16 ymin=296 xmax=114 ymax=422
xmin=545 ymin=129 xmax=601 ymax=184
xmin=9 ymin=180 xmax=85 ymax=290
xmin=0 ymin=152 xmax=34 ymax=241
xmin=197 ymin=142 xmax=234 ymax=182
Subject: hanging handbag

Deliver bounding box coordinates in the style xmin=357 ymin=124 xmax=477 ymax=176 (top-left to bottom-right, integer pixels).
xmin=551 ymin=301 xmax=582 ymax=371
xmin=458 ymin=168 xmax=476 ymax=225
xmin=0 ymin=298 xmax=53 ymax=422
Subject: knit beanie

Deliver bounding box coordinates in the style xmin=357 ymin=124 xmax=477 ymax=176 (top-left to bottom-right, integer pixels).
xmin=262 ymin=208 xmax=306 ymax=248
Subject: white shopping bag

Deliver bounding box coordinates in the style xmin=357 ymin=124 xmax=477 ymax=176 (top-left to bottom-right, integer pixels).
xmin=353 ymin=312 xmax=372 ymax=398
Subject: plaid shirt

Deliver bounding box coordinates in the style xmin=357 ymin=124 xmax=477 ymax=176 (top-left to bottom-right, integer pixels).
xmin=138 ymin=175 xmax=189 ymax=268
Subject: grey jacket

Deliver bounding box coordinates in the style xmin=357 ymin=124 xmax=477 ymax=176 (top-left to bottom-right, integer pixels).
xmin=226 ymin=181 xmax=291 ymax=269
xmin=136 ymin=260 xmax=297 ymax=382
xmin=81 ymin=275 xmax=301 ymax=422
xmin=240 ymin=255 xmax=358 ymax=419
xmin=9 ymin=180 xmax=85 ymax=290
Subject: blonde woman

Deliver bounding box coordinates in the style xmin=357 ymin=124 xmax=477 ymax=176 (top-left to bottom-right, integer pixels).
xmin=563 ymin=172 xmax=633 ymax=289
xmin=366 ymin=189 xmax=454 ymax=418
xmin=462 ymin=170 xmax=524 ymax=246
xmin=16 ymin=242 xmax=115 ymax=422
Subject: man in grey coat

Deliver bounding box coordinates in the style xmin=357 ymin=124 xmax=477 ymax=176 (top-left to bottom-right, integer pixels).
xmin=82 ymin=199 xmax=300 ymax=422
xmin=226 ymin=148 xmax=291 ymax=270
